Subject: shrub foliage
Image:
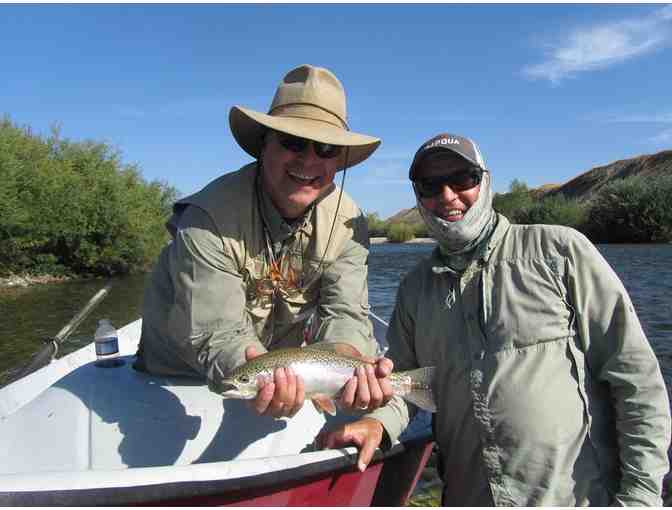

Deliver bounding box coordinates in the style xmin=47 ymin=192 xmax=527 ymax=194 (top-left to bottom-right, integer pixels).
xmin=0 ymin=117 xmax=178 ymax=277
xmin=387 ymin=222 xmax=416 ymax=243
xmin=586 ymin=175 xmax=672 ymax=243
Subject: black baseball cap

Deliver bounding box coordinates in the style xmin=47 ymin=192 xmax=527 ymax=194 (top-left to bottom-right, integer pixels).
xmin=409 ymin=133 xmax=487 ymax=180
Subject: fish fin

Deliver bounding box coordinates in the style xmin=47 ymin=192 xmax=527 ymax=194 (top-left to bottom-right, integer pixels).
xmin=303 ymin=343 xmax=339 ymax=352
xmin=398 ymin=366 xmax=437 ymax=413
xmin=311 ymin=394 xmax=337 ymax=416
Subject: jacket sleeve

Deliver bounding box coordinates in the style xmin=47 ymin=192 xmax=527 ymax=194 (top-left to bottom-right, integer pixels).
xmin=366 ymin=275 xmax=419 ymax=443
xmin=313 ymin=211 xmax=378 ymax=358
xmin=168 ymin=206 xmax=267 ymax=393
xmin=565 ymin=232 xmax=671 ymax=506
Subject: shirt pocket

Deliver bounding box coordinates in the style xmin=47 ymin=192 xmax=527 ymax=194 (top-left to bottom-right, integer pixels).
xmin=484 ymin=258 xmax=575 ymax=351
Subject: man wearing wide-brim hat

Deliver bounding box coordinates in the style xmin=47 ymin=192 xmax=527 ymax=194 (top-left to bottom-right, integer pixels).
xmin=135 ymin=64 xmax=394 ymax=418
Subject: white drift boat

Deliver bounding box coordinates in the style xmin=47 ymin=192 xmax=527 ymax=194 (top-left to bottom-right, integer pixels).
xmin=0 ymin=315 xmax=433 ymax=506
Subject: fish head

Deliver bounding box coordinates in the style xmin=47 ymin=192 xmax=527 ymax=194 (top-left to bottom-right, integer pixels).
xmin=219 ymin=365 xmax=271 ymax=400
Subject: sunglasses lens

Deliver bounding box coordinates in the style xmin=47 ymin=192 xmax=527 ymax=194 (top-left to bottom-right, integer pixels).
xmin=277 ymin=133 xmax=308 ymax=153
xmin=314 ymin=143 xmax=342 ymax=159
xmin=415 ymin=170 xmax=482 ymax=198
xmin=450 ymin=172 xmax=481 ymax=191
xmin=415 ymin=180 xmax=443 ymax=198
xmin=276 ymin=132 xmax=342 ymax=159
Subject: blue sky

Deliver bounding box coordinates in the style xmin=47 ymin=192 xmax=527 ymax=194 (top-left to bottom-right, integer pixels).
xmin=2 ymin=4 xmax=671 ymax=218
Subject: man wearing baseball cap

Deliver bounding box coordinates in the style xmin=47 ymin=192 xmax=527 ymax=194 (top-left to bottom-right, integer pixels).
xmin=135 ymin=65 xmax=394 ymax=418
xmin=319 ymin=132 xmax=671 ymax=505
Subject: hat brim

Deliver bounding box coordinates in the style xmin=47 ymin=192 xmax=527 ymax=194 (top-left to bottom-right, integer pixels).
xmin=229 ymin=106 xmax=381 ymax=169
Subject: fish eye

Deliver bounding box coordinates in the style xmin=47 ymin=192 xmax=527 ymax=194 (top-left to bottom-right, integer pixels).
xmin=238 ymin=375 xmax=250 ymax=384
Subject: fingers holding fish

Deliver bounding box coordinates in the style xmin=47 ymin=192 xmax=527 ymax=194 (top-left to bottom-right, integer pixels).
xmin=268 ymin=367 xmax=289 ymax=417
xmin=375 ymin=356 xmax=394 ymax=378
xmin=244 ymin=344 xmax=266 ymax=362
xmin=339 ymin=361 xmax=393 ymax=412
xmin=254 ymin=367 xmax=306 ymax=418
xmin=338 ymin=373 xmax=358 ymax=410
xmin=253 ymin=379 xmax=276 ymax=415
xmin=284 ymin=367 xmax=306 ymax=418
xmin=375 ymin=357 xmax=395 ymax=407
xmin=353 ymin=365 xmax=372 ymax=410
xmin=357 ymin=357 xmax=395 ymax=410
xmin=365 ymin=364 xmax=384 ymax=409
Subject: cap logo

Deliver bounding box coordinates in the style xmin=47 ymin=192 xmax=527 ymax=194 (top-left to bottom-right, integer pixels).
xmin=424 ymin=137 xmax=460 ymax=151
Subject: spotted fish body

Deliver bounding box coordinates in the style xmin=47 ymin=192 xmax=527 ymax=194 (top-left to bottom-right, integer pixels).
xmin=219 ymin=346 xmax=436 ymax=415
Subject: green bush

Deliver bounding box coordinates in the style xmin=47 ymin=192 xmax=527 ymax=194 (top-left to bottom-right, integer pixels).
xmin=366 ymin=211 xmax=388 ymax=237
xmin=387 ymin=222 xmax=416 ymax=243
xmin=585 ymin=175 xmax=672 ymax=243
xmin=0 ymin=117 xmax=178 ymax=277
xmin=413 ymin=222 xmax=429 ymax=238
xmin=514 ymin=194 xmax=588 ymax=231
xmin=493 ymin=179 xmax=534 ymax=220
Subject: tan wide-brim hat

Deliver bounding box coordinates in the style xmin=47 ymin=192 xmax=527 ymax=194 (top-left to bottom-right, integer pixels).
xmin=229 ymin=64 xmax=381 ymax=169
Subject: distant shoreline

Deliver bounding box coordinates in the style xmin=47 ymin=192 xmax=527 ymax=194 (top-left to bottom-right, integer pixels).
xmin=0 ymin=274 xmax=73 ymax=290
xmin=370 ymin=237 xmax=437 ymax=244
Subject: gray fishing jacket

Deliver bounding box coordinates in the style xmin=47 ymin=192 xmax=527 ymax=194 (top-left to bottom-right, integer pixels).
xmin=369 ymin=214 xmax=670 ymax=506
xmin=135 ymin=163 xmax=377 ymax=392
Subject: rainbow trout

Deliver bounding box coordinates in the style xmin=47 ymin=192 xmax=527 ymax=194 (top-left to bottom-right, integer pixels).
xmin=219 ymin=346 xmax=436 ymax=416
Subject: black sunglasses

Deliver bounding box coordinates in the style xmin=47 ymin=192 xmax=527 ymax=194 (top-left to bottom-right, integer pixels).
xmin=275 ymin=132 xmax=343 ymax=159
xmin=413 ymin=169 xmax=483 ymax=198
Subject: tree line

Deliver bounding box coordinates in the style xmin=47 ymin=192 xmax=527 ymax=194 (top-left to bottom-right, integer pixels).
xmin=368 ymin=176 xmax=672 ymax=243
xmin=0 ymin=117 xmax=178 ymax=278
xmin=2 ymin=115 xmax=669 ymax=278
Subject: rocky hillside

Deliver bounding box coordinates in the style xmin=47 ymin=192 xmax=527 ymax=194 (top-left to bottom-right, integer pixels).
xmin=544 ymin=149 xmax=672 ymax=201
xmin=386 ymin=207 xmax=424 ymax=227
xmin=384 ymin=149 xmax=672 ymax=222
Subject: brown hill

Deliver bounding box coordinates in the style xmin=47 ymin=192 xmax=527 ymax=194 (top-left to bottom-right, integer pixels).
xmin=386 ymin=207 xmax=423 ymax=226
xmin=383 ymin=207 xmax=419 ymax=227
xmin=544 ymin=149 xmax=672 ymax=201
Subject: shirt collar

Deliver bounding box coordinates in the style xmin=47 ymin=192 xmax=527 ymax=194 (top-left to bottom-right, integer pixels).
xmin=257 ymin=169 xmax=313 ymax=247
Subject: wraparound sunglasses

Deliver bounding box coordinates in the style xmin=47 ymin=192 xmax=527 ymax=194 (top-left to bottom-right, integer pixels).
xmin=413 ymin=169 xmax=483 ymax=198
xmin=276 ymin=132 xmax=343 ymax=159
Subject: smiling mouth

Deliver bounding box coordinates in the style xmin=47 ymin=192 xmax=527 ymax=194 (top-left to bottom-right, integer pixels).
xmin=439 ymin=209 xmax=465 ymax=219
xmin=288 ymin=170 xmax=320 ymax=186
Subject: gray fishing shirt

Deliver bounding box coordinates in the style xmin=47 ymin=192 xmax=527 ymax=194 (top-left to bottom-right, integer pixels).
xmin=369 ymin=214 xmax=671 ymax=506
xmin=135 ymin=163 xmax=377 ymax=392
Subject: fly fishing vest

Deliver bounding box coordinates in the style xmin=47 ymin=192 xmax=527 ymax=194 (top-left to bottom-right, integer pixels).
xmin=169 ymin=163 xmax=365 ymax=348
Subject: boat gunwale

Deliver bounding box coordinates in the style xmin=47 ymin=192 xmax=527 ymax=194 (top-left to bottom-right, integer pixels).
xmin=0 ymin=435 xmax=431 ymax=506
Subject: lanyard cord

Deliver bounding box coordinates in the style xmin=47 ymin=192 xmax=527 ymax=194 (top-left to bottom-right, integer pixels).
xmin=254 ymin=146 xmax=350 ymax=293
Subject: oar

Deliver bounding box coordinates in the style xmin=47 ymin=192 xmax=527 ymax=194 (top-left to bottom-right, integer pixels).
xmin=6 ymin=281 xmax=113 ymax=385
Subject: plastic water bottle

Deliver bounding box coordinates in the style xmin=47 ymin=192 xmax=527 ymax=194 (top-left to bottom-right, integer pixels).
xmin=94 ymin=319 xmax=121 ymax=368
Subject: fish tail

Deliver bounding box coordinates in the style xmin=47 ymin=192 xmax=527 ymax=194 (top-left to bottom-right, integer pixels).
xmin=394 ymin=366 xmax=437 ymax=413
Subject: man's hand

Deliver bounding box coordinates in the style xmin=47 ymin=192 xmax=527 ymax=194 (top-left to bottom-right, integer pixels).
xmin=245 ymin=345 xmax=305 ymax=418
xmin=316 ymin=418 xmax=385 ymax=471
xmin=332 ymin=343 xmax=394 ymax=413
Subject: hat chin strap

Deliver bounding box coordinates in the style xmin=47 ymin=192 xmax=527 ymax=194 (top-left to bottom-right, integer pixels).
xmin=417 ymin=172 xmax=496 ymax=257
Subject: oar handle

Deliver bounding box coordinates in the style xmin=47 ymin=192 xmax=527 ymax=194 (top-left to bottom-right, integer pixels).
xmin=52 ymin=281 xmax=113 ymax=345
xmin=2 ymin=281 xmax=114 ymax=387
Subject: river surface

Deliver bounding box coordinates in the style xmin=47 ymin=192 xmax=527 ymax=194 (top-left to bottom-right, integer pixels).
xmin=1 ymin=243 xmax=672 ymax=395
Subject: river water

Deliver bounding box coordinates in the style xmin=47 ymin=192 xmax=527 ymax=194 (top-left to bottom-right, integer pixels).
xmin=1 ymin=243 xmax=672 ymax=396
